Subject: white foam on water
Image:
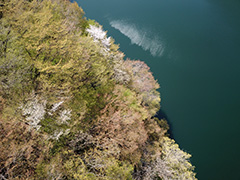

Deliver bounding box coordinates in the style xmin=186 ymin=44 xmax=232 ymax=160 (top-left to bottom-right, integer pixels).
xmin=110 ymin=20 xmax=164 ymax=57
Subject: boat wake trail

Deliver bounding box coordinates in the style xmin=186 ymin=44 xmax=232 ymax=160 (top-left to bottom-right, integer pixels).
xmin=110 ymin=20 xmax=164 ymax=57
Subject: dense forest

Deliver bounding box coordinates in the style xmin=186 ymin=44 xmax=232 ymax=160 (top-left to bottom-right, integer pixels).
xmin=0 ymin=0 xmax=197 ymax=179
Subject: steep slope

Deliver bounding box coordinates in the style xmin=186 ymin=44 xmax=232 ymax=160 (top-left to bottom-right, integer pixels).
xmin=0 ymin=0 xmax=196 ymax=179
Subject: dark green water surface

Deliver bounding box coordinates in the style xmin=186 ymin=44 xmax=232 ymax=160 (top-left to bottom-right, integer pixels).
xmin=74 ymin=0 xmax=240 ymax=179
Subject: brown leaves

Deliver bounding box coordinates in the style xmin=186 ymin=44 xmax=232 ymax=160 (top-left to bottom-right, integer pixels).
xmin=69 ymin=131 xmax=96 ymax=154
xmin=124 ymin=59 xmax=161 ymax=116
xmin=0 ymin=120 xmax=47 ymax=179
xmin=93 ymin=85 xmax=148 ymax=159
xmin=124 ymin=59 xmax=159 ymax=93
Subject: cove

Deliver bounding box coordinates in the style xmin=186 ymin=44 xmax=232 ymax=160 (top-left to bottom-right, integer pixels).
xmin=74 ymin=0 xmax=240 ymax=179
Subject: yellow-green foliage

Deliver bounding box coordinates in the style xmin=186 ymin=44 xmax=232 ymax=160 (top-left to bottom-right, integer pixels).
xmin=0 ymin=22 xmax=35 ymax=100
xmin=63 ymin=149 xmax=133 ymax=180
xmin=160 ymin=137 xmax=196 ymax=179
xmin=0 ymin=0 xmax=197 ymax=179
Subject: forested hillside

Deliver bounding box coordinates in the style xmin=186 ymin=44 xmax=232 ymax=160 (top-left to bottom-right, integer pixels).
xmin=0 ymin=0 xmax=196 ymax=179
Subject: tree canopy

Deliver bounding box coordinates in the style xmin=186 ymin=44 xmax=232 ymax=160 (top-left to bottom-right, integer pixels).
xmin=0 ymin=0 xmax=197 ymax=179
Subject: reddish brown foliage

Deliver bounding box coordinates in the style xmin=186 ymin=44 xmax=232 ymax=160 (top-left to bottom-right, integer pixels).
xmin=93 ymin=85 xmax=148 ymax=159
xmin=124 ymin=59 xmax=159 ymax=93
xmin=0 ymin=120 xmax=47 ymax=179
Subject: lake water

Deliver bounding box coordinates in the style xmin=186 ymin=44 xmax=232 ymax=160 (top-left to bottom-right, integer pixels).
xmin=74 ymin=0 xmax=240 ymax=179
